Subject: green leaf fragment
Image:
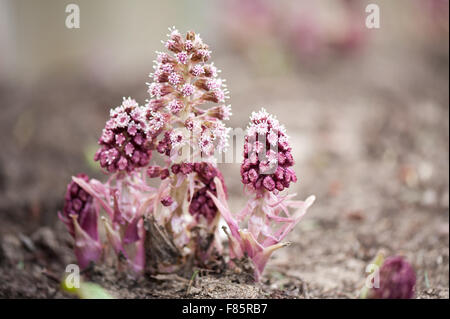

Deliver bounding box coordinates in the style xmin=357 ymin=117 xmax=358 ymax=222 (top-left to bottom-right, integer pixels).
xmin=61 ymin=277 xmax=114 ymax=299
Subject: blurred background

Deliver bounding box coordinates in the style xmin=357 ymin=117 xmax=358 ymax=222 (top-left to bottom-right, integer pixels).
xmin=0 ymin=0 xmax=448 ymax=298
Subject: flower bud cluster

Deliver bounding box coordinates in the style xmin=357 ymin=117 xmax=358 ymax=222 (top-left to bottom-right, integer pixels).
xmin=241 ymin=108 xmax=297 ymax=194
xmin=94 ymin=97 xmax=158 ymax=172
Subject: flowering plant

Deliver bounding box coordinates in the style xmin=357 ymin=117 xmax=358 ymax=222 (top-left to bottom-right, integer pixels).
xmin=209 ymin=108 xmax=315 ymax=280
xmin=59 ymin=28 xmax=314 ymax=281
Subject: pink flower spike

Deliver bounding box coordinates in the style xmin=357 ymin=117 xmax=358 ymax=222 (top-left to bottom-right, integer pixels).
xmin=241 ymin=108 xmax=296 ymax=195
xmin=94 ymin=98 xmax=153 ymax=173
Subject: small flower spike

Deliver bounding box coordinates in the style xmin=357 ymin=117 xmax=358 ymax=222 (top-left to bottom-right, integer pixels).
xmin=370 ymin=256 xmax=416 ymax=299
xmin=209 ymin=109 xmax=315 ymax=281
xmin=59 ymin=174 xmax=102 ymax=269
xmin=94 ymin=97 xmax=155 ymax=173
xmin=241 ymin=108 xmax=296 ymax=194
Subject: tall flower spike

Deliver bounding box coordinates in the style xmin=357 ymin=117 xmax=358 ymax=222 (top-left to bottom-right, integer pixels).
xmin=147 ymin=27 xmax=231 ymax=159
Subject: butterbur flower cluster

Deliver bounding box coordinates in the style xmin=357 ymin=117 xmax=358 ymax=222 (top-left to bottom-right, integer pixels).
xmin=241 ymin=108 xmax=296 ymax=193
xmin=94 ymin=97 xmax=154 ymax=173
xmin=59 ymin=28 xmax=314 ymax=282
xmin=210 ymin=108 xmax=315 ymax=280
xmin=370 ymin=256 xmax=416 ymax=299
xmin=147 ymin=27 xmax=231 ymax=158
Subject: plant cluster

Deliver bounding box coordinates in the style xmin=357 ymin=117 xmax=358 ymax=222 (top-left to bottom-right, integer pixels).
xmin=59 ymin=28 xmax=314 ymax=281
